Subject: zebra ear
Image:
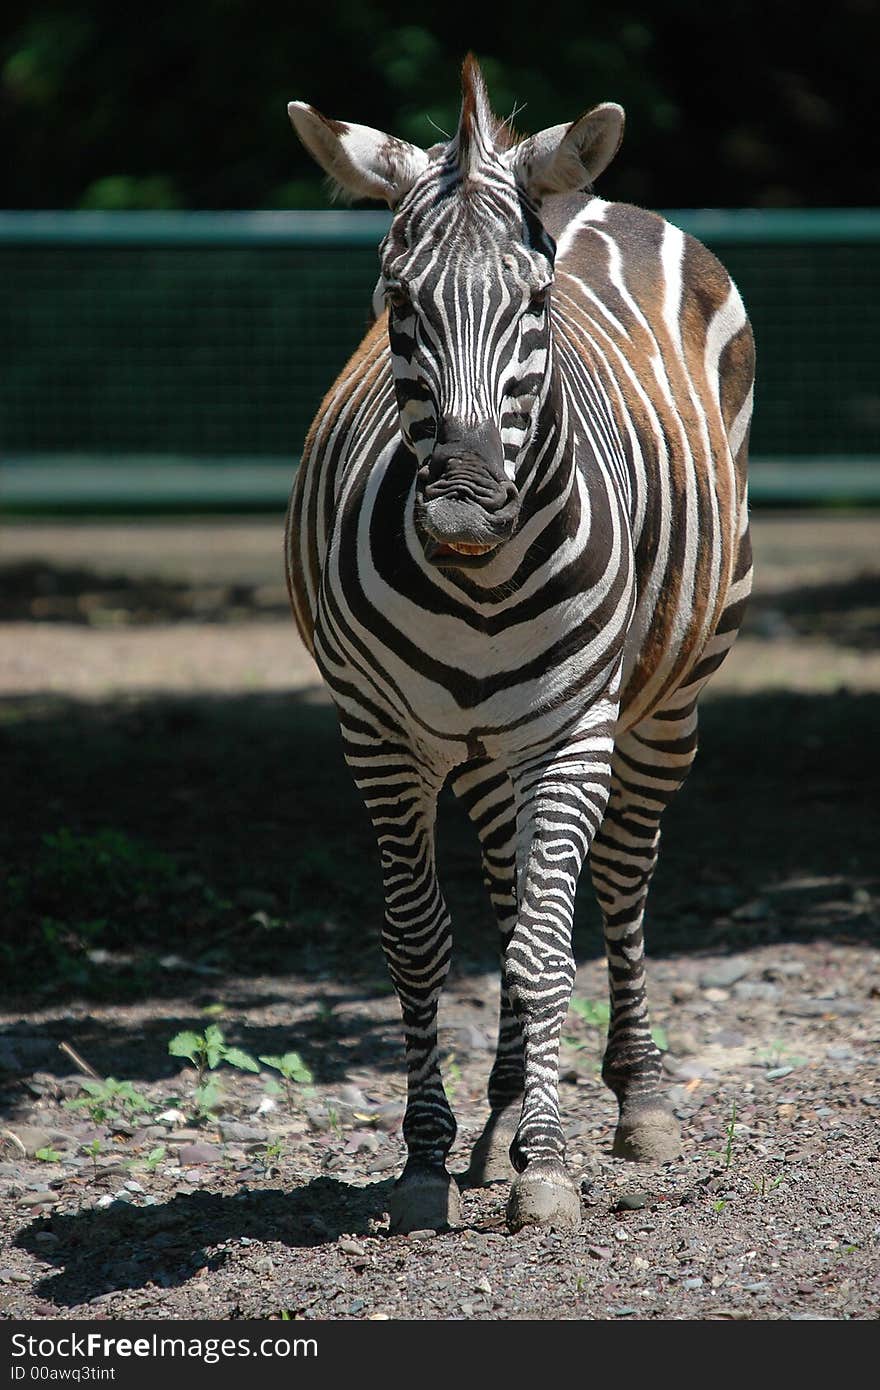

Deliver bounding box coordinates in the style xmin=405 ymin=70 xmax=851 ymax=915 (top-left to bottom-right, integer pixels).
xmin=507 ymin=103 xmax=625 ymax=200
xmin=288 ymin=102 xmax=429 ymax=207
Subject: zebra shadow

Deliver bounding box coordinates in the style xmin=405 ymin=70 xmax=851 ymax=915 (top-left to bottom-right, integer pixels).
xmin=16 ymin=1176 xmax=396 ymax=1310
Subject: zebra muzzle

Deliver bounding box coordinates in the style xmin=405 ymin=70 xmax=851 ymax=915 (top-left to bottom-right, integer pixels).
xmin=415 ymin=423 xmax=520 ymax=566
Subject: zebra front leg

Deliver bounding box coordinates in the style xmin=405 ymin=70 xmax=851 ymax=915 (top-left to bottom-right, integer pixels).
xmin=348 ymin=742 xmax=460 ymax=1232
xmin=503 ymin=732 xmax=615 ymax=1231
xmin=589 ymin=717 xmax=699 ymax=1162
xmin=451 ymin=757 xmax=523 ymax=1186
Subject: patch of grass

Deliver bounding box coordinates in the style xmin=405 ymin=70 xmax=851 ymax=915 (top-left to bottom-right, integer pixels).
xmin=1 ymin=826 xmax=231 ymax=997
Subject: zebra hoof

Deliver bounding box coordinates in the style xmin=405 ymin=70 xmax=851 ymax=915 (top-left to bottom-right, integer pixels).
xmin=387 ymin=1168 xmax=461 ymax=1234
xmin=613 ymin=1102 xmax=681 ymax=1163
xmin=462 ymin=1105 xmax=519 ymax=1187
xmin=506 ymin=1165 xmax=581 ymax=1233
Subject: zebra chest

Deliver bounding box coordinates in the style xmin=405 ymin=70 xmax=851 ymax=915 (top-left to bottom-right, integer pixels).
xmin=314 ymin=563 xmax=617 ymax=753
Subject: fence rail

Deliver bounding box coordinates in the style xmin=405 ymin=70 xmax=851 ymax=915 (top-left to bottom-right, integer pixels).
xmin=2 ymin=209 xmax=878 ymax=509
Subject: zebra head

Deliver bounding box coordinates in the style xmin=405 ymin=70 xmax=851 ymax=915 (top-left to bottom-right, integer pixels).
xmin=290 ymin=57 xmax=624 ymax=568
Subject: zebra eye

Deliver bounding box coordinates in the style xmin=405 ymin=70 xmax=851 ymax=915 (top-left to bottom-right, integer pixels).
xmin=385 ymin=284 xmax=410 ymax=313
xmin=530 ymin=283 xmax=551 ymax=309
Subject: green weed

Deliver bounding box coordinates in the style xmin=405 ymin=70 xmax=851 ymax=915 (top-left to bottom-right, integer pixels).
xmin=66 ymin=1077 xmax=154 ymax=1126
xmin=168 ymin=1025 xmax=259 ymax=1119
xmin=259 ymin=1051 xmax=314 ymax=1108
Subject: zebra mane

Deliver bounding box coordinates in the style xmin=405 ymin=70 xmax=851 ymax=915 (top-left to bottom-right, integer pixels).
xmin=453 ymin=54 xmax=517 ymax=181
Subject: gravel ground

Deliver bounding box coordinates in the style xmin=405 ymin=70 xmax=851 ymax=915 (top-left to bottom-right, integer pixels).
xmin=1 ymin=511 xmax=878 ymax=1321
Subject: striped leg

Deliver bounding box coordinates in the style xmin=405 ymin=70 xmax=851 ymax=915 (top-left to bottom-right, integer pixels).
xmin=502 ymin=720 xmax=616 ymax=1230
xmin=589 ymin=706 xmax=700 ymax=1162
xmin=343 ymin=732 xmax=459 ymax=1232
xmin=450 ymin=758 xmax=523 ymax=1186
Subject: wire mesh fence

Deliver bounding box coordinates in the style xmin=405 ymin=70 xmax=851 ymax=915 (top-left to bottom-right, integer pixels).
xmin=1 ymin=209 xmax=878 ymax=504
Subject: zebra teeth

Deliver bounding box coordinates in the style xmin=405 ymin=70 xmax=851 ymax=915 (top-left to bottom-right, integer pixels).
xmin=445 ymin=540 xmax=498 ymax=555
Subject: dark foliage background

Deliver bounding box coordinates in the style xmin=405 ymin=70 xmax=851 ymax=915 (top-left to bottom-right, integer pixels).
xmin=3 ymin=0 xmax=877 ymax=212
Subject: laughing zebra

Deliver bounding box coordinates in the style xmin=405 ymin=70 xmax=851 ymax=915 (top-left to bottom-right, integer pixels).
xmin=286 ymin=57 xmax=754 ymax=1233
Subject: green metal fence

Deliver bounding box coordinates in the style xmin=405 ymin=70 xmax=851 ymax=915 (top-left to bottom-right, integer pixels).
xmin=1 ymin=209 xmax=878 ymax=508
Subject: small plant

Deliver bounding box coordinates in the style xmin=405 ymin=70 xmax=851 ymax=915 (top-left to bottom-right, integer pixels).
xmin=144 ymin=1145 xmax=166 ymax=1171
xmin=66 ymin=1077 xmax=154 ymax=1126
xmin=192 ymin=1078 xmax=223 ymax=1118
xmin=706 ymin=1099 xmax=739 ymax=1169
xmin=82 ymin=1138 xmax=103 ymax=1177
xmin=259 ymin=1052 xmax=314 ymax=1108
xmin=723 ymin=1098 xmax=738 ymax=1168
xmin=566 ymin=996 xmax=667 ymax=1064
xmin=169 ymin=1025 xmax=259 ymax=1119
xmin=444 ymin=1052 xmax=462 ymax=1104
xmin=168 ymin=1025 xmax=259 ymax=1082
xmin=752 ymin=1173 xmax=782 ymax=1197
xmin=34 ymin=1146 xmax=62 ymax=1163
xmin=713 ymin=1199 xmax=727 ymax=1212
xmin=570 ymin=997 xmax=610 ymax=1029
xmin=756 ymin=1039 xmax=807 ymax=1070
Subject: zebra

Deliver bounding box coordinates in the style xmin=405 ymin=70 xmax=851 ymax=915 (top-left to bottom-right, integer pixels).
xmin=286 ymin=56 xmax=754 ymax=1234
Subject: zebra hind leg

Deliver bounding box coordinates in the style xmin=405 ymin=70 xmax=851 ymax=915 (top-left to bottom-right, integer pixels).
xmin=450 ymin=758 xmax=523 ymax=1187
xmin=589 ymin=709 xmax=701 ymax=1163
xmin=345 ymin=735 xmax=460 ymax=1232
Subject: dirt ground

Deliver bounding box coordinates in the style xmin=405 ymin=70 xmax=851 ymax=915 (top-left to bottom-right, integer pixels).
xmin=0 ymin=510 xmax=878 ymax=1322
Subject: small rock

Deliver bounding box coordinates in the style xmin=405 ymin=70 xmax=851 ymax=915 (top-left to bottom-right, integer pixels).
xmin=338 ymin=1238 xmax=366 ymax=1257
xmin=702 ymin=987 xmax=730 ymax=1004
xmin=343 ymin=1130 xmax=380 ymax=1155
xmin=177 ymin=1142 xmax=223 ymax=1165
xmin=763 ymin=961 xmax=805 ymax=980
xmin=4 ymin=1126 xmax=77 ymax=1158
xmin=18 ymin=1192 xmax=56 ymax=1207
xmin=373 ymin=1104 xmax=404 ymax=1133
xmin=407 ymin=1229 xmax=436 ymax=1241
xmin=766 ymin=1066 xmax=794 ymax=1080
xmin=616 ymin=1192 xmax=651 ymax=1211
xmin=732 ymin=981 xmax=780 ymax=1002
xmin=587 ymin=1244 xmax=613 ymax=1260
xmin=217 ymin=1121 xmax=268 ymax=1144
xmin=683 ymin=1277 xmax=704 ymax=1290
xmin=156 ymin=1111 xmax=189 ymax=1127
xmin=665 ymin=1029 xmax=700 ymax=1057
xmin=335 ymin=1084 xmax=368 ymax=1109
xmin=698 ymin=960 xmax=750 ymax=989
xmin=671 ymin=981 xmax=698 ymax=1004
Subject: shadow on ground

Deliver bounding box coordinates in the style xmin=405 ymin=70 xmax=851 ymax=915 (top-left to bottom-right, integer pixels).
xmin=0 ymin=560 xmax=289 ymax=624
xmin=2 ymin=555 xmax=878 ymax=647
xmin=2 ymin=676 xmax=877 ymax=1111
xmin=15 ymin=1177 xmax=394 ymax=1308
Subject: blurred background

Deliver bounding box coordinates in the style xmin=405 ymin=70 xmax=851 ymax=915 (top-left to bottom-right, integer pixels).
xmin=1 ymin=1 xmax=877 ymax=1002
